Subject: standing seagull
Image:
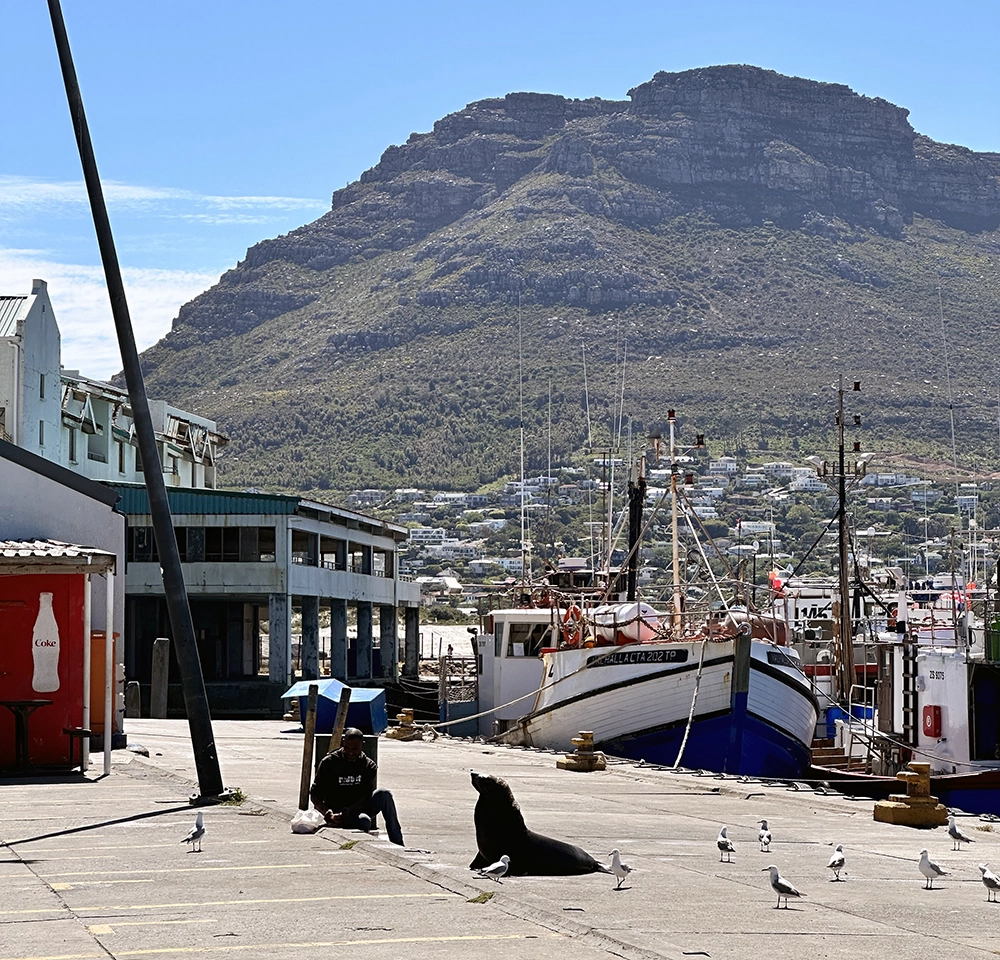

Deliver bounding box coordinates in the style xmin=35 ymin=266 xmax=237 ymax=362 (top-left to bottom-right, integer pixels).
xmin=758 ymin=819 xmax=772 ymax=852
xmin=609 ymin=848 xmax=633 ymax=890
xmin=918 ymin=848 xmax=948 ymax=889
xmin=717 ymin=826 xmax=736 ymax=862
xmin=948 ymin=815 xmax=975 ymax=851
xmin=181 ymin=811 xmax=205 ymax=853
xmin=978 ymin=863 xmax=1000 ymax=902
xmin=827 ymin=843 xmax=846 ymax=881
xmin=477 ymin=854 xmax=509 ymax=883
xmin=762 ymin=865 xmax=803 ymax=908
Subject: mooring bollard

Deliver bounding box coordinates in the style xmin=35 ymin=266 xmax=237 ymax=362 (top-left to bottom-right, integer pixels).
xmin=125 ymin=680 xmax=141 ymax=719
xmin=557 ymin=730 xmax=607 ymax=772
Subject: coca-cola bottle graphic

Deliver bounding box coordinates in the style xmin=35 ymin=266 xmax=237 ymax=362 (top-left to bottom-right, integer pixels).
xmin=31 ymin=592 xmax=60 ymax=693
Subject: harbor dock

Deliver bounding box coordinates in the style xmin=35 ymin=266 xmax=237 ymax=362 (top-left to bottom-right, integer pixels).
xmin=2 ymin=720 xmax=998 ymax=960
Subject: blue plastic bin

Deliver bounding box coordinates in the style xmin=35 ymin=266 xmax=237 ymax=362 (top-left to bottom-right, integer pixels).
xmin=282 ymin=679 xmax=388 ymax=735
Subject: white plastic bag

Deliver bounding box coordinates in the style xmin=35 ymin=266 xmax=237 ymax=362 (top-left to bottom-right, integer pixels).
xmin=291 ymin=808 xmax=325 ymax=834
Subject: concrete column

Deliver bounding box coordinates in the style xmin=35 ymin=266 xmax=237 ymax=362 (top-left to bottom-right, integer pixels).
xmin=268 ymin=592 xmax=291 ymax=685
xmin=379 ymin=605 xmax=397 ymax=679
xmin=150 ymin=637 xmax=170 ymax=718
xmin=329 ymin=598 xmax=348 ymax=681
xmin=356 ymin=602 xmax=373 ymax=680
xmin=403 ymin=606 xmax=420 ymax=678
xmin=301 ymin=595 xmax=320 ymax=679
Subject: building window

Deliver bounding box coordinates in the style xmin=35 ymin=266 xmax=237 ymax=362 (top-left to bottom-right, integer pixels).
xmin=39 ymin=374 xmax=45 ymax=400
xmin=127 ymin=526 xmax=157 ymax=563
xmin=204 ymin=527 xmax=240 ymax=562
xmin=38 ymin=420 xmax=44 ymax=446
xmin=258 ymin=527 xmax=276 ymax=562
xmin=118 ymin=442 xmax=125 ymax=474
xmin=68 ymin=428 xmax=77 ymax=463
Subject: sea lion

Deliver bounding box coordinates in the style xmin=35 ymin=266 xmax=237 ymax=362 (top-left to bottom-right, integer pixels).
xmin=468 ymin=771 xmax=610 ymax=876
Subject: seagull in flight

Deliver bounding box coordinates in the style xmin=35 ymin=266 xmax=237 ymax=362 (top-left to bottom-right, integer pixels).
xmin=717 ymin=826 xmax=735 ymax=862
xmin=477 ymin=854 xmax=509 ymax=883
xmin=182 ymin=811 xmax=205 ymax=853
xmin=948 ymin=815 xmax=974 ymax=851
xmin=609 ymin=848 xmax=633 ymax=889
xmin=827 ymin=843 xmax=846 ymax=881
xmin=762 ymin=865 xmax=803 ymax=908
xmin=919 ymin=848 xmax=948 ymax=889
xmin=758 ymin=819 xmax=771 ymax=852
xmin=978 ymin=863 xmax=1000 ymax=902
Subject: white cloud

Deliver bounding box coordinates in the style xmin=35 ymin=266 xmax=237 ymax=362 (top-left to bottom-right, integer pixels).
xmin=0 ymin=175 xmax=326 ymax=225
xmin=0 ymin=248 xmax=219 ymax=380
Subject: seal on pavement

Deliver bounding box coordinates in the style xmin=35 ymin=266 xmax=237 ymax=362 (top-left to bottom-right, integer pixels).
xmin=468 ymin=771 xmax=609 ymax=876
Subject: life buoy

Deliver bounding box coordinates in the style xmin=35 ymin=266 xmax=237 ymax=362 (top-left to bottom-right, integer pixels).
xmin=562 ymin=604 xmax=583 ymax=647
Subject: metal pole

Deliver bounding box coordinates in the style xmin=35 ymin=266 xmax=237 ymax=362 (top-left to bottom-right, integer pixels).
xmin=103 ymin=572 xmax=114 ymax=776
xmin=47 ymin=0 xmax=224 ymax=798
xmin=81 ymin=574 xmax=91 ymax=772
xmin=669 ymin=413 xmax=682 ymax=630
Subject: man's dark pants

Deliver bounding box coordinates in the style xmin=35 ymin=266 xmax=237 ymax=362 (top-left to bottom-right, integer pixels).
xmin=341 ymin=788 xmax=403 ymax=845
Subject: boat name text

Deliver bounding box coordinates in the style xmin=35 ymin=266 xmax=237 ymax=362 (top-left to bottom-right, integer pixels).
xmin=586 ymin=649 xmax=689 ymax=668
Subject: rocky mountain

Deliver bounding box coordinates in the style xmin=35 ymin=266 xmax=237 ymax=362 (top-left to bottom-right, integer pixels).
xmin=138 ymin=65 xmax=1000 ymax=494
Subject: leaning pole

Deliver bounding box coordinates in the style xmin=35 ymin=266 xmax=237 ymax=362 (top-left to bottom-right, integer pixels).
xmin=47 ymin=0 xmax=225 ymax=800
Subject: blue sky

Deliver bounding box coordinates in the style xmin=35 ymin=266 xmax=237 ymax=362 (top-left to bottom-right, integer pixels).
xmin=2 ymin=1 xmax=998 ymax=377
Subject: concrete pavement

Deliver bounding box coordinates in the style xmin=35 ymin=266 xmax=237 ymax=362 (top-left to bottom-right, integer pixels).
xmin=2 ymin=719 xmax=1000 ymax=959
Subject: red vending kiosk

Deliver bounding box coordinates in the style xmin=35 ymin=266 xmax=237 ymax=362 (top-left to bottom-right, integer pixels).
xmin=0 ymin=543 xmax=115 ymax=771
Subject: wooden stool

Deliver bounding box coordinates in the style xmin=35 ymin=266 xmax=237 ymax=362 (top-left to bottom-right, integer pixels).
xmin=63 ymin=727 xmax=92 ymax=771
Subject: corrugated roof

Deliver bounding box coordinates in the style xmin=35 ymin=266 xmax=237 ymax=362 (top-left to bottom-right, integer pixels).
xmin=0 ymin=539 xmax=116 ymax=573
xmin=0 ymin=296 xmax=27 ymax=337
xmin=108 ymin=482 xmax=300 ymax=517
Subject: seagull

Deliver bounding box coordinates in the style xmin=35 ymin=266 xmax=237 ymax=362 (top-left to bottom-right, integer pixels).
xmin=717 ymin=826 xmax=735 ymax=862
xmin=609 ymin=848 xmax=633 ymax=890
xmin=919 ymin=848 xmax=948 ymax=889
xmin=758 ymin=819 xmax=772 ymax=852
xmin=477 ymin=854 xmax=509 ymax=883
xmin=827 ymin=843 xmax=846 ymax=881
xmin=948 ymin=815 xmax=975 ymax=851
xmin=762 ymin=865 xmax=803 ymax=908
xmin=181 ymin=811 xmax=205 ymax=853
xmin=978 ymin=863 xmax=1000 ymax=902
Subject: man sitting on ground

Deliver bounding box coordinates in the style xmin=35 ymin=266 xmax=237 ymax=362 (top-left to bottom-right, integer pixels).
xmin=310 ymin=728 xmax=404 ymax=845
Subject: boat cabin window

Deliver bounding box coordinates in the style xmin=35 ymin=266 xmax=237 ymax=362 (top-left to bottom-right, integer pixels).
xmin=506 ymin=622 xmax=555 ymax=658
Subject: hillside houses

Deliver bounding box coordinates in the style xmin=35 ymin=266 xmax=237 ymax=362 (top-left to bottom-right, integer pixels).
xmin=347 ymin=448 xmax=994 ymax=599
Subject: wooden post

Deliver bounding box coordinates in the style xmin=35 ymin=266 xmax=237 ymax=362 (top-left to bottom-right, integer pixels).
xmin=297 ymin=684 xmax=319 ymax=810
xmin=438 ymin=654 xmax=447 ymax=724
xmin=327 ymin=686 xmax=353 ymax=754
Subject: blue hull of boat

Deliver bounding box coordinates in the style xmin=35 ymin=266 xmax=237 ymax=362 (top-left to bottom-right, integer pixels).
xmin=602 ymin=707 xmax=811 ymax=779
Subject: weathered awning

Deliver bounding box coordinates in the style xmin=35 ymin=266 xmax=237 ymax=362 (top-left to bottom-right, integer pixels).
xmin=0 ymin=539 xmax=116 ymax=576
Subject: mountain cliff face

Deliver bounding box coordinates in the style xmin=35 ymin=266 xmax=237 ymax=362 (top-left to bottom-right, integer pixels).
xmin=140 ymin=66 xmax=1000 ymax=493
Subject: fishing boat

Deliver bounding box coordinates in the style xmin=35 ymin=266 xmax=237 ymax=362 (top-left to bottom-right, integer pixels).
xmin=477 ymin=604 xmax=818 ymax=777
xmin=802 ymin=578 xmax=1000 ymax=814
xmin=772 ymin=376 xmax=1000 ymax=813
xmin=473 ymin=411 xmax=819 ymax=779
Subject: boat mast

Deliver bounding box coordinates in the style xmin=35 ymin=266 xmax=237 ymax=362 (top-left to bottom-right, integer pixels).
xmin=835 ymin=376 xmax=856 ymax=702
xmin=669 ymin=410 xmax=682 ymax=631
xmin=626 ymin=455 xmax=646 ymax=602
